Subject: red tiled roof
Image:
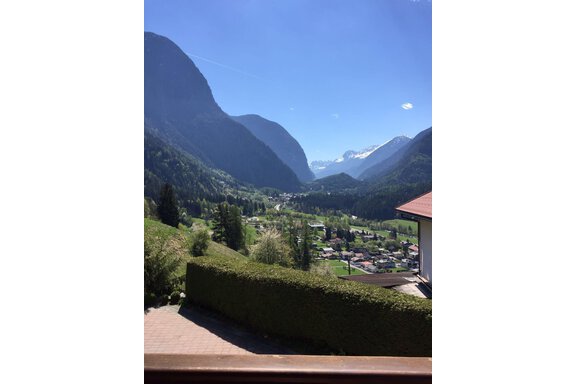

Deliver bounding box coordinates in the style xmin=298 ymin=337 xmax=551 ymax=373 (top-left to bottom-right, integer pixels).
xmin=396 ymin=191 xmax=432 ymax=219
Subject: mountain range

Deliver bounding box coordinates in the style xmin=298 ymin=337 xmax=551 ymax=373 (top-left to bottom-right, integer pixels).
xmin=310 ymin=136 xmax=411 ymax=179
xmin=230 ymin=114 xmax=314 ymax=182
xmin=309 ymin=144 xmax=380 ymax=179
xmin=297 ymin=128 xmax=432 ymax=219
xmin=145 ymin=32 xmax=301 ymax=192
xmin=360 ymin=127 xmax=432 ymax=183
xmin=144 ymin=31 xmax=432 ymax=220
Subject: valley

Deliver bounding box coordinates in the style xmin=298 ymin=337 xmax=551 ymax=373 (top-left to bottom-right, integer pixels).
xmin=143 ymin=0 xmax=432 ymax=361
xmin=144 ymin=31 xmax=431 ymax=289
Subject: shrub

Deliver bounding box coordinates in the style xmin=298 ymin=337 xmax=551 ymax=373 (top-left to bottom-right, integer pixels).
xmin=250 ymin=228 xmax=292 ymax=267
xmin=170 ymin=291 xmax=181 ymax=305
xmin=190 ymin=228 xmax=210 ymax=256
xmin=144 ymin=230 xmax=182 ymax=295
xmin=186 ymin=256 xmax=431 ymax=357
xmin=144 ymin=292 xmax=157 ymax=308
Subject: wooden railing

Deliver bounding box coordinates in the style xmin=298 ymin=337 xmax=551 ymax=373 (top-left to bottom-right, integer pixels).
xmin=145 ymin=354 xmax=432 ymax=383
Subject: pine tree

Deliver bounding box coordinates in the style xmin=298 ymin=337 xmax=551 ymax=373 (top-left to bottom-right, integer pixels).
xmin=300 ymin=220 xmax=311 ymax=270
xmin=157 ymin=183 xmax=179 ymax=228
xmin=226 ymin=205 xmax=245 ymax=251
xmin=325 ymin=226 xmax=332 ymax=241
xmin=211 ymin=203 xmax=245 ymax=251
xmin=211 ymin=203 xmax=228 ymax=243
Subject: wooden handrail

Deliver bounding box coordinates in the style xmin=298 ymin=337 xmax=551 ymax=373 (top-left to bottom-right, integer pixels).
xmin=145 ymin=354 xmax=432 ymax=383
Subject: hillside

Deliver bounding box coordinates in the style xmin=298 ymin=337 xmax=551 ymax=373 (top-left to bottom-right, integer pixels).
xmin=144 ymin=218 xmax=247 ymax=278
xmin=347 ymin=136 xmax=411 ymax=178
xmin=359 ymin=127 xmax=432 ymax=183
xmin=144 ymin=32 xmax=301 ymax=191
xmin=304 ymin=173 xmax=365 ymax=192
xmin=230 ymin=114 xmax=314 ymax=182
xmin=144 ymin=129 xmax=242 ymax=204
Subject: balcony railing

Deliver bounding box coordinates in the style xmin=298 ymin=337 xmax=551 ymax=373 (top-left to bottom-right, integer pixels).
xmin=145 ymin=353 xmax=432 ymax=383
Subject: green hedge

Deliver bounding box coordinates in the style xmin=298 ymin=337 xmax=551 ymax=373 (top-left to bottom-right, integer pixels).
xmin=186 ymin=256 xmax=431 ymax=356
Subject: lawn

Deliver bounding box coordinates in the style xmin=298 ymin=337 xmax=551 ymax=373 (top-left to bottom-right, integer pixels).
xmin=383 ymin=219 xmax=419 ymax=233
xmin=320 ymin=259 xmax=367 ymax=276
xmin=350 ymin=224 xmax=418 ymax=244
xmin=205 ymin=241 xmax=247 ymax=261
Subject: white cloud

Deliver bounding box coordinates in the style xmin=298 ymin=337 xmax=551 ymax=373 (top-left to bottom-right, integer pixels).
xmin=402 ymin=103 xmax=413 ymax=110
xmin=289 ymin=107 xmax=295 ymax=111
xmin=331 ymin=113 xmax=340 ymax=119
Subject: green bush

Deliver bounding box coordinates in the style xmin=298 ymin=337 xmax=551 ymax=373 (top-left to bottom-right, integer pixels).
xmin=186 ymin=256 xmax=431 ymax=356
xmin=190 ymin=228 xmax=210 ymax=256
xmin=144 ymin=292 xmax=157 ymax=308
xmin=144 ymin=225 xmax=182 ymax=295
xmin=170 ymin=291 xmax=181 ymax=305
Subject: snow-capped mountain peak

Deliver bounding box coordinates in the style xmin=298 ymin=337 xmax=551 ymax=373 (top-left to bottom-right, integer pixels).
xmin=309 ymin=135 xmax=413 ymax=178
xmin=350 ymin=143 xmax=388 ymax=159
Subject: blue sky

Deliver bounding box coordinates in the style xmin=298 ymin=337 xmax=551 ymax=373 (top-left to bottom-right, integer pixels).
xmin=145 ymin=0 xmax=431 ymax=162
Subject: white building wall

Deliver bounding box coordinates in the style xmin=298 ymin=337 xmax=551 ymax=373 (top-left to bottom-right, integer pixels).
xmin=419 ymin=220 xmax=432 ymax=285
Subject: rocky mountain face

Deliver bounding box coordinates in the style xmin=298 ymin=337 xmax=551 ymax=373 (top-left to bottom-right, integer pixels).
xmin=360 ymin=127 xmax=432 ymax=184
xmin=230 ymin=114 xmax=315 ymax=182
xmin=144 ymin=32 xmax=301 ymax=191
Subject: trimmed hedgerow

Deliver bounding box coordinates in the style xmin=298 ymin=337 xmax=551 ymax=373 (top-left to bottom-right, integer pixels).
xmin=186 ymin=256 xmax=431 ymax=356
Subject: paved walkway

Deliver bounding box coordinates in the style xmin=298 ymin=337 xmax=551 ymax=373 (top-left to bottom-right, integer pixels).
xmin=144 ymin=305 xmax=296 ymax=355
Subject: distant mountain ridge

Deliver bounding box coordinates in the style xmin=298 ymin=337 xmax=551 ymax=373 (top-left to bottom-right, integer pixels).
xmin=144 ymin=32 xmax=301 ymax=191
xmin=310 ymin=136 xmax=411 ymax=179
xmin=359 ymin=128 xmax=431 ymax=183
xmin=230 ymin=114 xmax=314 ymax=182
xmin=310 ymin=144 xmax=380 ymax=179
xmin=347 ymin=136 xmax=411 ymax=178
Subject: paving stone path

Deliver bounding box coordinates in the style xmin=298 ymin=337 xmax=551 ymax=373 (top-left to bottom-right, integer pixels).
xmin=144 ymin=305 xmax=296 ymax=355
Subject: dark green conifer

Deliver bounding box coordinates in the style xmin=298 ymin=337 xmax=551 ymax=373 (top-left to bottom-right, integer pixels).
xmin=157 ymin=183 xmax=179 ymax=228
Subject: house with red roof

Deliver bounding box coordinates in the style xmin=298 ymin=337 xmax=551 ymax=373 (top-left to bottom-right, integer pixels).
xmin=396 ymin=191 xmax=432 ymax=287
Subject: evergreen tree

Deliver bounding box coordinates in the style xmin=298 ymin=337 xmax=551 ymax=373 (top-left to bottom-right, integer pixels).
xmin=157 ymin=183 xmax=179 ymax=228
xmin=226 ymin=205 xmax=245 ymax=251
xmin=345 ymin=230 xmax=355 ymax=243
xmin=325 ymin=226 xmax=332 ymax=241
xmin=300 ymin=220 xmax=311 ymax=270
xmin=211 ymin=203 xmax=229 ymax=243
xmin=211 ymin=203 xmax=245 ymax=251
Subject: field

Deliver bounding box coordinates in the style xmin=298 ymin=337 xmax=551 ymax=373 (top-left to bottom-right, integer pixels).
xmin=319 ymin=259 xmax=367 ymax=276
xmin=383 ymin=219 xmax=418 ymax=233
xmin=350 ymin=221 xmax=418 ymax=244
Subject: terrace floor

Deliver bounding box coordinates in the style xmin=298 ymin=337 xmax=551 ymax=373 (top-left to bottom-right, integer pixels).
xmin=339 ymin=273 xmax=432 ymax=299
xmin=144 ymin=304 xmax=297 ymax=355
